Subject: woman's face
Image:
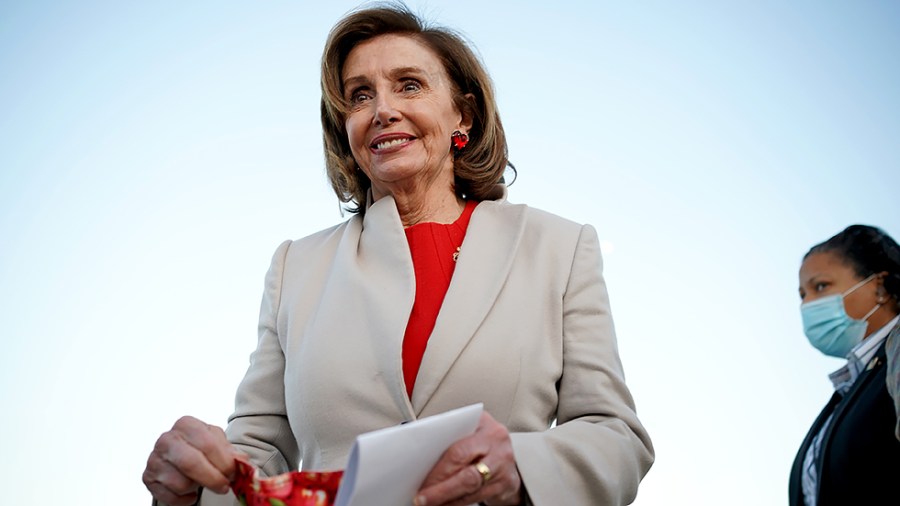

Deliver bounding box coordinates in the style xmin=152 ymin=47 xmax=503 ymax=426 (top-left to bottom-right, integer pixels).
xmin=342 ymin=34 xmax=470 ymax=201
xmin=798 ymin=251 xmax=881 ymax=321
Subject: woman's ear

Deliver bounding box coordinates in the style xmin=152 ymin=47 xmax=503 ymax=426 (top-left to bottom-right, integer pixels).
xmin=457 ymin=93 xmax=476 ymax=134
xmin=876 ymin=271 xmax=890 ymax=301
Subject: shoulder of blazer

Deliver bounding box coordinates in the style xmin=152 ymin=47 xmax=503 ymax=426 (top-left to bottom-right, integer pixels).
xmin=525 ymin=205 xmax=585 ymax=232
xmin=888 ymin=319 xmax=900 ymax=342
xmin=282 ymin=216 xmax=360 ymax=259
xmin=479 ymin=199 xmax=585 ymax=237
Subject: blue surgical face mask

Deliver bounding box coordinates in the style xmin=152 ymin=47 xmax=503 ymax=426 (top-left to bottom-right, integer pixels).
xmin=800 ymin=274 xmax=881 ymax=358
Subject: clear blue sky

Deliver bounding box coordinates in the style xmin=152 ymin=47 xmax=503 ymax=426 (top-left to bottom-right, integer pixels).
xmin=2 ymin=1 xmax=899 ymax=504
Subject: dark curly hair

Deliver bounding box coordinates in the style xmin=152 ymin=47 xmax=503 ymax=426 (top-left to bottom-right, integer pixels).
xmin=805 ymin=224 xmax=900 ymax=313
xmin=320 ymin=2 xmax=513 ymax=213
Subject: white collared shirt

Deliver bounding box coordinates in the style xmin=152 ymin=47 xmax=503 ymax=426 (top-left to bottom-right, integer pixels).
xmin=829 ymin=315 xmax=900 ymax=393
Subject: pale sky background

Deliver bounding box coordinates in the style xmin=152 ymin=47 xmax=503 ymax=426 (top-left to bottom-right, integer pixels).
xmin=2 ymin=1 xmax=900 ymax=504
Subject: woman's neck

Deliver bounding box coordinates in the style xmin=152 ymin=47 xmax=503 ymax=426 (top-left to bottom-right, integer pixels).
xmin=865 ymin=304 xmax=899 ymax=338
xmin=371 ymin=177 xmax=463 ymax=227
xmin=393 ymin=189 xmax=464 ymax=227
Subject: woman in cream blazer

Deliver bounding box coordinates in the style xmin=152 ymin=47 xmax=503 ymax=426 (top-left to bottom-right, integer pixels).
xmin=146 ymin=5 xmax=652 ymax=505
xmin=201 ymin=192 xmax=653 ymax=506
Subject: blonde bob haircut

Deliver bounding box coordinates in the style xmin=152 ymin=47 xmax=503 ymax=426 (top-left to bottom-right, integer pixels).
xmin=320 ymin=3 xmax=511 ymax=213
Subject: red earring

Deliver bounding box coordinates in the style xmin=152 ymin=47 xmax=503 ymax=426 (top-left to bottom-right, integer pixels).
xmin=451 ymin=130 xmax=469 ymax=151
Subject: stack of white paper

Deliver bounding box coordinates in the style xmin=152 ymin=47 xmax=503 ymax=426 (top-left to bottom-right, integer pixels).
xmin=334 ymin=403 xmax=483 ymax=506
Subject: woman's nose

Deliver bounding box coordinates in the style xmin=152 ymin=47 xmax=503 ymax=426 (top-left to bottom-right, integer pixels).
xmin=372 ymin=93 xmax=401 ymax=126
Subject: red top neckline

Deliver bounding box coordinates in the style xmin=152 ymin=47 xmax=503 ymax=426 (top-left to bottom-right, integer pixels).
xmin=401 ymin=200 xmax=477 ymax=398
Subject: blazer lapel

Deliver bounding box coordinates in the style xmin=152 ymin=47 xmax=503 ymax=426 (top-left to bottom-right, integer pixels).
xmin=410 ymin=199 xmax=527 ymax=415
xmin=355 ymin=196 xmax=418 ymax=420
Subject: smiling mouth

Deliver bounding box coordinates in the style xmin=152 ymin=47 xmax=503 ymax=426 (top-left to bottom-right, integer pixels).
xmin=371 ymin=137 xmax=414 ymax=150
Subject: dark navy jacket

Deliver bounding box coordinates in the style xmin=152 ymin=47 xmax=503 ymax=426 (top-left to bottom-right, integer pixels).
xmin=789 ymin=342 xmax=900 ymax=505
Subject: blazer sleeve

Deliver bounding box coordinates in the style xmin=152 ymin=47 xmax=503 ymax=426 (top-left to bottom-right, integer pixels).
xmin=509 ymin=224 xmax=654 ymax=506
xmin=227 ymin=239 xmax=299 ymax=469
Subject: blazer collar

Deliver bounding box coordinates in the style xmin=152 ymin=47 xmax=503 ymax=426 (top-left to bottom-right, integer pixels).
xmin=410 ymin=197 xmax=526 ymax=415
xmin=358 ymin=187 xmax=524 ymax=418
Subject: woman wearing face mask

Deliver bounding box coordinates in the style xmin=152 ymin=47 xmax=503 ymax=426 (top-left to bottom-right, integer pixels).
xmin=789 ymin=224 xmax=900 ymax=506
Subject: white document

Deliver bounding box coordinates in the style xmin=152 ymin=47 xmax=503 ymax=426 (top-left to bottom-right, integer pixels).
xmin=334 ymin=403 xmax=483 ymax=506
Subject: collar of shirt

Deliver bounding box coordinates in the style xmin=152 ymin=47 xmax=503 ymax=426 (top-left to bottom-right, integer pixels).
xmin=828 ymin=315 xmax=900 ymax=393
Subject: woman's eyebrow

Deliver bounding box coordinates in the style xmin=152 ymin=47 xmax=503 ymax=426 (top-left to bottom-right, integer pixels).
xmin=389 ymin=66 xmax=428 ymax=79
xmin=804 ymin=274 xmax=831 ymax=286
xmin=343 ymin=67 xmax=429 ymax=91
xmin=342 ymin=75 xmax=369 ymax=91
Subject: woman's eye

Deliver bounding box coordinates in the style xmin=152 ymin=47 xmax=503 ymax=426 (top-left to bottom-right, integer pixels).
xmin=401 ymin=81 xmax=421 ymax=92
xmin=815 ymin=282 xmax=828 ymax=292
xmin=350 ymin=90 xmax=371 ymax=104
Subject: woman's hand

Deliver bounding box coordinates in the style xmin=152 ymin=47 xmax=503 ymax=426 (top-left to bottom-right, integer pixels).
xmin=142 ymin=416 xmax=239 ymax=506
xmin=414 ymin=411 xmax=523 ymax=506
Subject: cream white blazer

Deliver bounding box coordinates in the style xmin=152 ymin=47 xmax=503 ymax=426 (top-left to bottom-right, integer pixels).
xmin=166 ymin=193 xmax=653 ymax=506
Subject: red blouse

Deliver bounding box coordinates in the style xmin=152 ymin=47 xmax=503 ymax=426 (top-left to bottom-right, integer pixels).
xmin=402 ymin=200 xmax=477 ymax=398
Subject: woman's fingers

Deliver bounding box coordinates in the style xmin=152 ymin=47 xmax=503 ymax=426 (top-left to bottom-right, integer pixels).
xmin=143 ymin=416 xmax=237 ymax=502
xmin=420 ymin=426 xmax=489 ymax=488
xmin=416 ymin=412 xmax=522 ymax=506
xmin=416 ymin=458 xmax=521 ymax=506
xmin=479 ymin=461 xmax=523 ymax=506
xmin=172 ymin=417 xmax=237 ymax=483
xmin=142 ymin=456 xmax=202 ymax=506
xmin=415 ymin=461 xmax=487 ymax=506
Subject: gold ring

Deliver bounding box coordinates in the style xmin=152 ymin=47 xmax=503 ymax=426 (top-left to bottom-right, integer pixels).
xmin=474 ymin=461 xmax=492 ymax=484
